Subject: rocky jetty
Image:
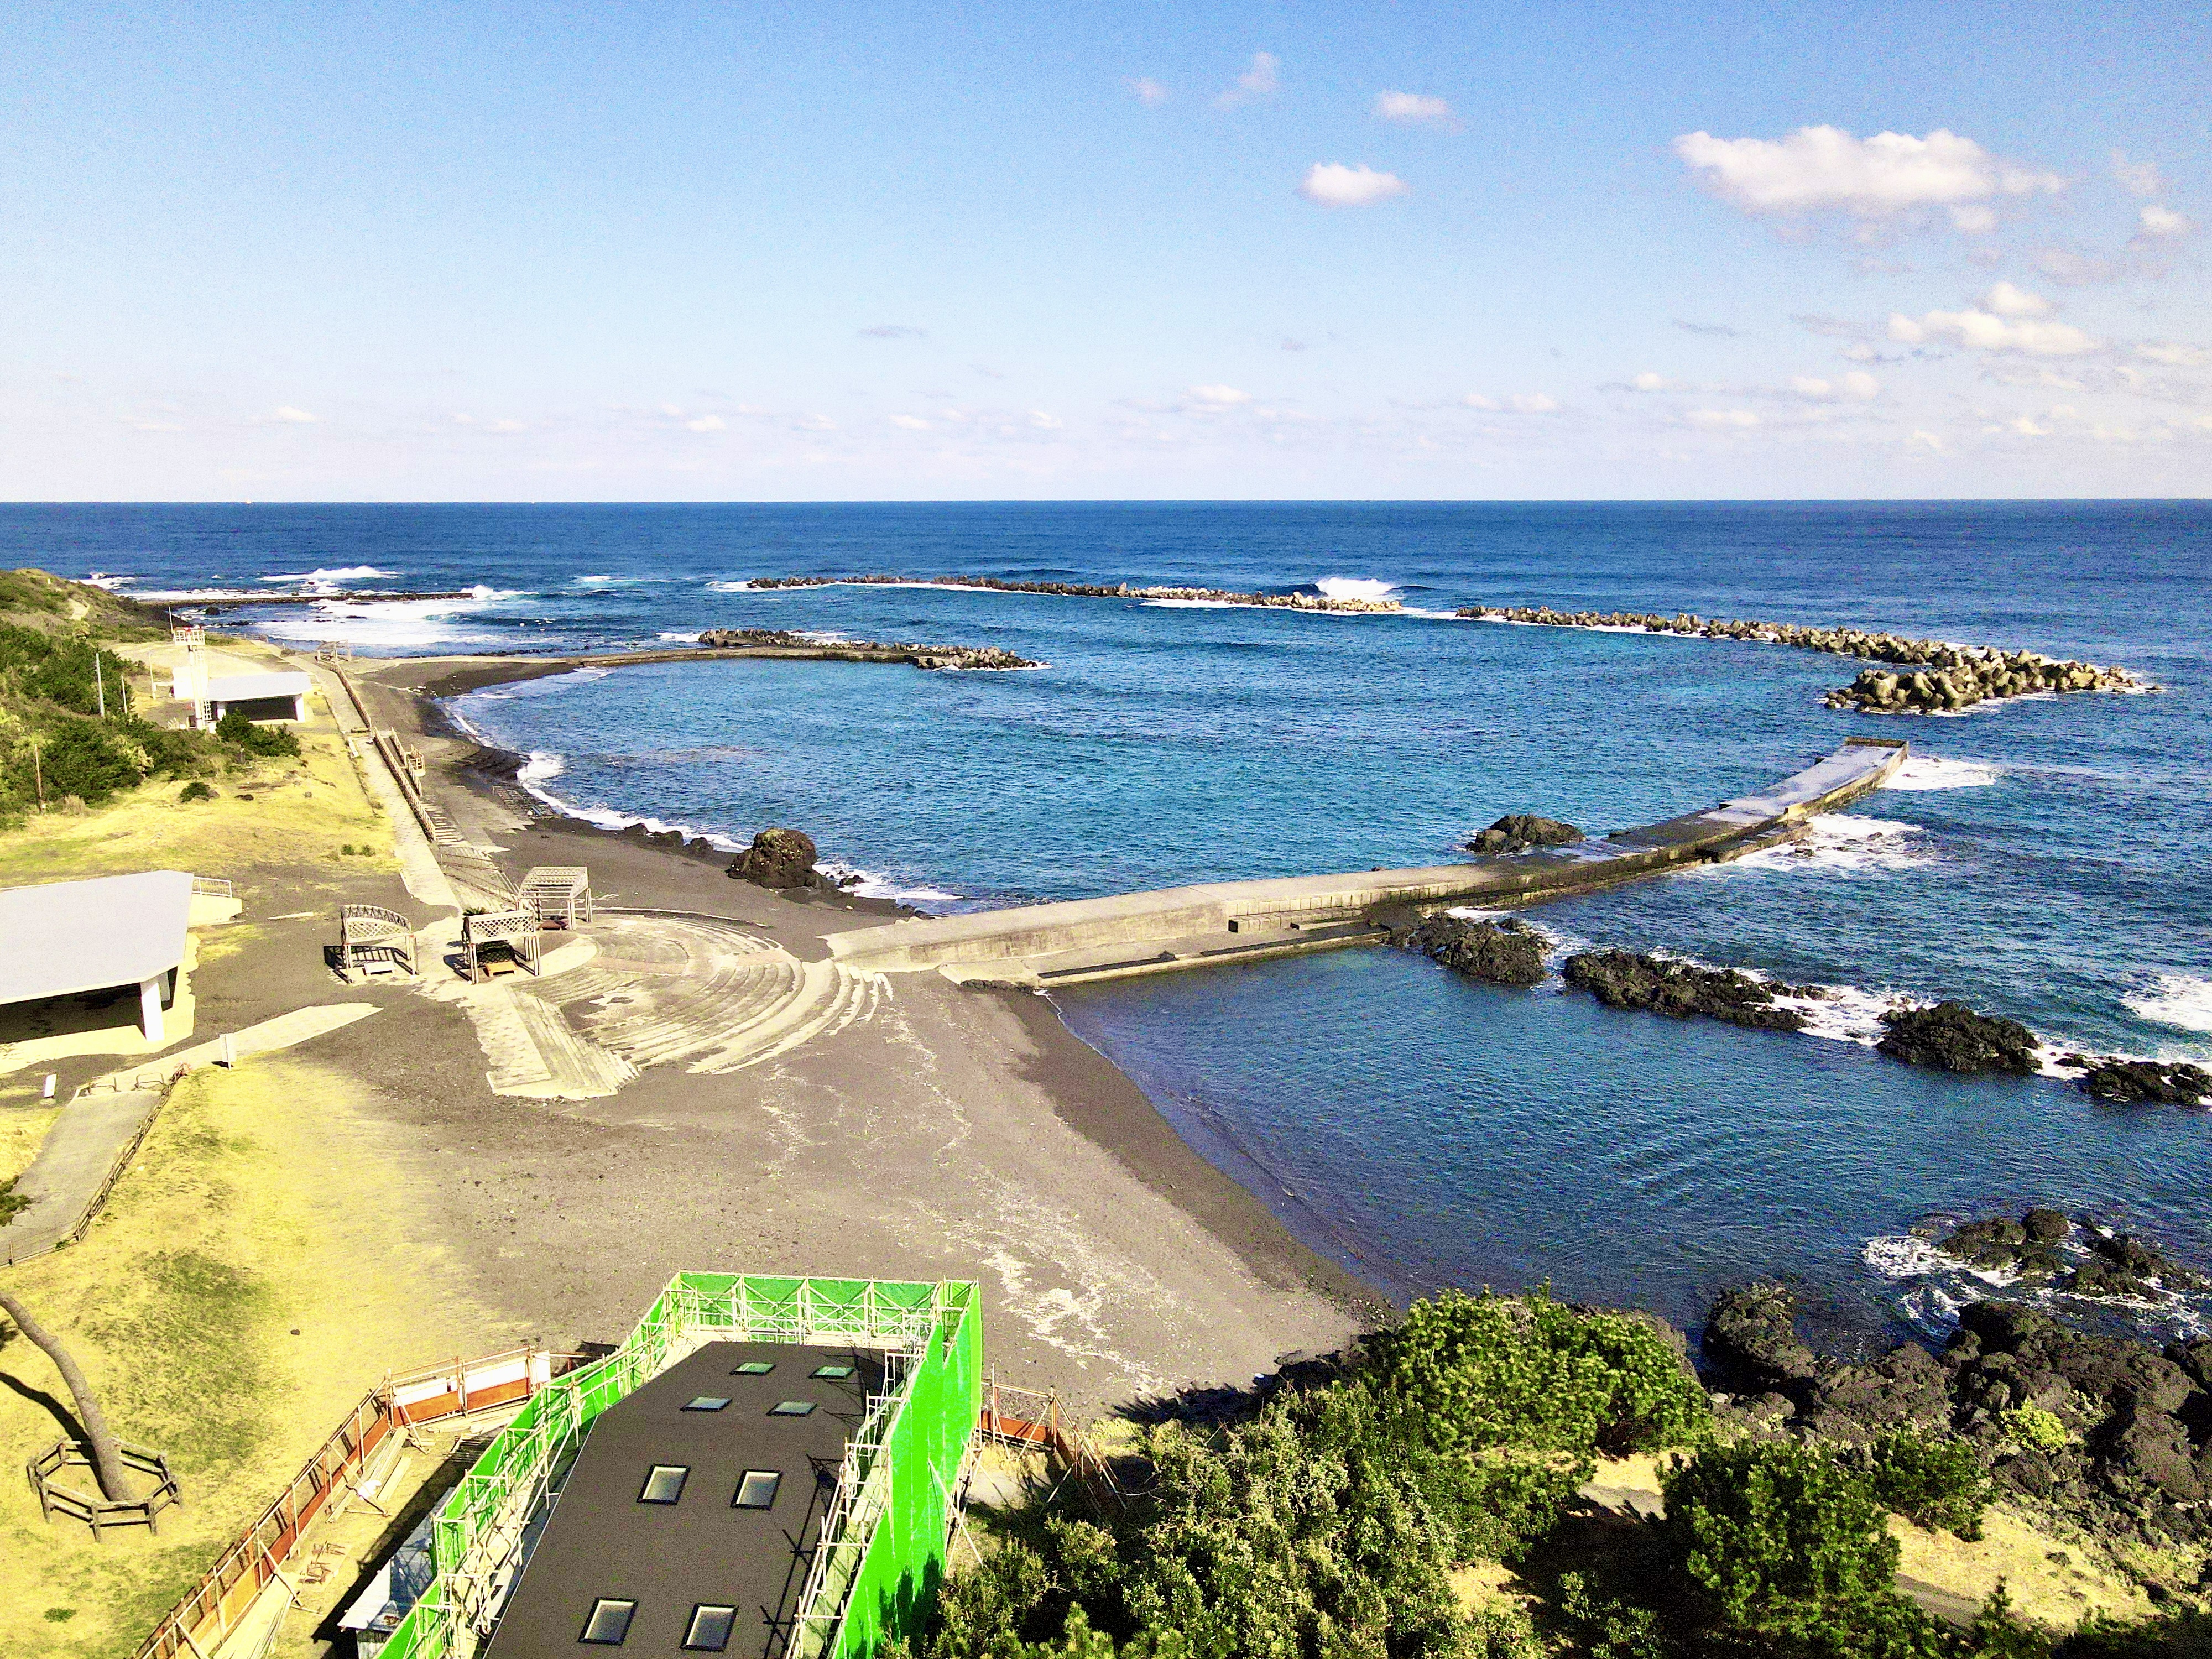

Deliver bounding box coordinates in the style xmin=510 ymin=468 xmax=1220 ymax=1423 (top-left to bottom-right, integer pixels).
xmin=1561 ymin=949 xmax=1811 ymax=1032
xmin=1703 ymin=1284 xmax=2212 ymax=1547
xmin=697 ymin=627 xmax=1039 ymax=670
xmin=2068 ymin=1055 xmax=2212 ymax=1107
xmin=727 ymin=827 xmax=826 ymax=889
xmin=1453 ymin=601 xmax=2147 ymax=713
xmin=1394 ymin=914 xmax=1547 ymax=985
xmin=1876 ymin=1000 xmax=2040 ymax=1073
xmin=1465 ymin=813 xmax=1583 ymax=854
xmin=737 ymin=573 xmax=1401 ymax=614
xmin=2070 ymin=1232 xmax=2206 ymax=1299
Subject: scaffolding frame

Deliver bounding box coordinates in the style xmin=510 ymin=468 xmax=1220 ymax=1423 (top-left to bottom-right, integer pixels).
xmin=517 ymin=867 xmax=593 ymax=928
xmin=373 ymin=1275 xmax=979 ymax=1659
xmin=458 ymin=911 xmax=541 ymax=980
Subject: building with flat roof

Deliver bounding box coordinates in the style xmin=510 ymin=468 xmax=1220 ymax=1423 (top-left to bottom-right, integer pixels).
xmin=484 ymin=1343 xmax=884 ymax=1658
xmin=365 ymin=1275 xmax=981 ymax=1659
xmin=0 ymin=870 xmax=197 ymax=1041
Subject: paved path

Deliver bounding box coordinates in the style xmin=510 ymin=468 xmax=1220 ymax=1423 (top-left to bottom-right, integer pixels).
xmin=1 ymin=1003 xmax=381 ymax=1265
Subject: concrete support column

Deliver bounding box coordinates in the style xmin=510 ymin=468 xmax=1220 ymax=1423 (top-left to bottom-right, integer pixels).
xmin=138 ymin=974 xmax=166 ymax=1044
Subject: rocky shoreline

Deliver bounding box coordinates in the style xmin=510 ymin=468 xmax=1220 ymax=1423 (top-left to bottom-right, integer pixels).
xmin=735 ymin=572 xmax=1403 ymax=613
xmin=1454 ymin=601 xmax=2148 ymax=713
xmin=1563 ymin=948 xmax=1815 ymax=1031
xmin=695 ymin=625 xmax=1040 ymax=669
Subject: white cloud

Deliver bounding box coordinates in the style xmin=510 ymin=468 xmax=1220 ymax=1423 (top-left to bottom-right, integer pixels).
xmin=1128 ymin=77 xmax=1167 ymax=105
xmin=1510 ymin=393 xmax=1559 ymax=413
xmin=1908 ymin=430 xmax=1946 ymax=452
xmin=487 ymin=419 xmax=525 ymax=434
xmin=1374 ymin=91 xmax=1453 ymax=126
xmin=890 ymin=414 xmax=931 ymax=430
xmin=1215 ymin=51 xmax=1278 ymax=108
xmin=1298 ymin=162 xmax=1410 ymax=207
xmin=2007 ymin=413 xmax=2054 ymax=437
xmin=1887 ymin=304 xmax=2097 ymax=356
xmin=2111 ymin=151 xmax=2163 ymax=198
xmin=1185 ymin=384 xmax=1253 ymax=408
xmin=794 ymin=414 xmax=836 ymax=431
xmin=1672 ymin=126 xmax=2063 ymax=229
xmin=1841 ymin=370 xmax=1881 ymax=400
xmin=1686 ymin=408 xmax=1761 ymax=429
xmin=1463 ymin=394 xmax=1498 ymax=410
xmin=1631 ymin=372 xmax=1667 ymax=392
xmin=1983 ymin=281 xmax=2052 ymax=317
xmin=273 ymin=405 xmax=320 ymax=424
xmin=1027 ymin=410 xmax=1062 ymax=429
xmin=2137 ymin=342 xmax=2210 ymax=368
xmin=686 ymin=415 xmax=726 ymax=432
xmin=1790 ymin=370 xmax=1881 ymax=401
xmin=1790 ymin=375 xmax=1832 ymax=398
xmin=2140 ymin=204 xmax=2193 ymax=238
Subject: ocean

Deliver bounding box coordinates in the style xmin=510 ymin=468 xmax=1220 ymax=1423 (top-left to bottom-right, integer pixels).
xmin=13 ymin=500 xmax=2210 ymax=1351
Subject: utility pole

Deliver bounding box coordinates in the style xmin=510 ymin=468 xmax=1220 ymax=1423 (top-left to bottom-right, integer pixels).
xmin=29 ymin=735 xmax=43 ymax=810
xmin=95 ymin=656 xmax=106 ymax=719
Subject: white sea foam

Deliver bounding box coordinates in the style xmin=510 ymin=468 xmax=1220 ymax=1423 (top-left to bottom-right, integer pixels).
xmin=259 ymin=565 xmax=397 ymax=585
xmin=1710 ymin=813 xmax=1933 ymax=877
xmin=657 ymin=631 xmax=702 ymax=643
xmin=817 ymin=862 xmax=964 ymax=907
xmin=1401 ymin=606 xmax=1472 ymax=621
xmin=1863 ymin=1234 xmax=1956 ymax=1281
xmin=254 ymin=586 xmax=526 ymax=649
xmin=1313 ymin=576 xmax=1398 ymax=603
xmin=515 ymin=751 xmax=565 ymax=786
xmin=82 ymin=571 xmax=134 ymax=591
xmin=706 ymin=580 xmax=758 ymax=592
xmin=1885 ymin=755 xmax=2000 ymax=791
xmin=2126 ymin=974 xmax=2212 ymax=1034
xmin=1777 ymin=981 xmax=1900 ymax=1046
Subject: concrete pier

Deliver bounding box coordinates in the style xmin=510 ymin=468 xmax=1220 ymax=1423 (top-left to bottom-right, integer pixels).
xmin=829 ymin=738 xmax=1909 ymax=988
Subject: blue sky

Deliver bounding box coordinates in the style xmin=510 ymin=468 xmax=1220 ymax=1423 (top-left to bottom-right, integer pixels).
xmin=3 ymin=1 xmax=2206 ymax=499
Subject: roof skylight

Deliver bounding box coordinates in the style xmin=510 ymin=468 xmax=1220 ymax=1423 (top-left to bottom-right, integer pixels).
xmin=682 ymin=1396 xmax=731 ymax=1412
xmin=639 ymin=1465 xmax=689 ymax=1504
xmin=768 ymin=1400 xmax=817 ymax=1417
xmin=684 ymin=1604 xmax=739 ymax=1652
xmin=580 ymin=1598 xmax=637 ymax=1645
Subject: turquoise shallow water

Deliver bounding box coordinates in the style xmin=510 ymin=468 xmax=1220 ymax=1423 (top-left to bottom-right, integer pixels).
xmin=19 ymin=501 xmax=2211 ymax=1345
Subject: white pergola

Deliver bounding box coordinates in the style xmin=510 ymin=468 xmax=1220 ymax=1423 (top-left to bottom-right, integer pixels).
xmin=0 ymin=871 xmax=197 ymax=1042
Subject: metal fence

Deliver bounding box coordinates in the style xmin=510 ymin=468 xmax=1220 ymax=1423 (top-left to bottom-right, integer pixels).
xmin=374 ymin=1274 xmax=979 ymax=1659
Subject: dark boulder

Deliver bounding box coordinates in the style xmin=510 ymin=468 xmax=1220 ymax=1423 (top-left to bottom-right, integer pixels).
xmin=2075 ymin=1057 xmax=2212 ymax=1107
xmin=1704 ymin=1281 xmax=1818 ymax=1389
xmin=1798 ymin=1340 xmax=1953 ymax=1442
xmin=1562 ymin=949 xmax=1808 ymax=1032
xmin=2067 ymin=1232 xmax=2204 ymax=1299
xmin=1395 ymin=914 xmax=1547 ymax=986
xmin=1939 ymin=1212 xmax=2069 ymax=1279
xmin=1876 ymin=1000 xmax=2040 ymax=1073
xmin=1467 ymin=813 xmax=1583 ymax=854
xmin=2101 ymin=1405 xmax=2208 ymax=1503
xmin=727 ymin=826 xmax=824 ymax=889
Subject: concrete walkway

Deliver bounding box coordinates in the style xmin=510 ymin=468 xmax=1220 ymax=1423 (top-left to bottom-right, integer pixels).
xmin=831 ymin=738 xmax=1910 ymax=985
xmin=0 ymin=1003 xmax=381 ymax=1265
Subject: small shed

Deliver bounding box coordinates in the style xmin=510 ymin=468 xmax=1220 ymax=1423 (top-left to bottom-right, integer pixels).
xmin=0 ymin=872 xmax=196 ymax=1042
xmin=518 ymin=867 xmax=593 ymax=928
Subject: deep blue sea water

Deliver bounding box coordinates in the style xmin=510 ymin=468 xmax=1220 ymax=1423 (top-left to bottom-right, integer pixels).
xmin=11 ymin=502 xmax=2210 ymax=1348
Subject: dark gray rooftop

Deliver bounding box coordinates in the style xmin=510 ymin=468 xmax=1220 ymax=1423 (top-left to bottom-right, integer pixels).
xmin=483 ymin=1341 xmax=884 ymax=1659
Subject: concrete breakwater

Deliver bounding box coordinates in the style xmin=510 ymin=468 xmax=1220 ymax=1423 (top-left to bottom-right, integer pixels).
xmin=738 ymin=572 xmax=1403 ymax=614
xmin=828 ymin=737 xmax=1908 ymax=987
xmin=695 ymin=627 xmax=1039 ymax=670
xmin=1456 ymin=602 xmax=2147 ymax=713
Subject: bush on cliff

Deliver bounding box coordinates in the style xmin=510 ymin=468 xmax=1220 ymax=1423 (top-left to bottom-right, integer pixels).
xmin=1660 ymin=1438 xmax=1941 ymax=1658
xmin=1870 ymin=1428 xmax=1990 ymax=1540
xmin=215 ymin=707 xmax=301 ymax=759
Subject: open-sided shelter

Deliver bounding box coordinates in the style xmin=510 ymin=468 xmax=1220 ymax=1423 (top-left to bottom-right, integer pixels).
xmin=0 ymin=871 xmax=195 ymax=1041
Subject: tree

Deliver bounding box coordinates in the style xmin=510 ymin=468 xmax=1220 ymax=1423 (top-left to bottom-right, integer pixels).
xmin=0 ymin=1288 xmax=132 ymax=1503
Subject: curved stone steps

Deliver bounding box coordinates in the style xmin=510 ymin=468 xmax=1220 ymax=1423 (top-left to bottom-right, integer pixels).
xmin=606 ymin=959 xmax=804 ymax=1068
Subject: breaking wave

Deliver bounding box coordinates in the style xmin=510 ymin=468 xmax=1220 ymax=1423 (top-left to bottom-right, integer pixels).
xmin=1884 ymin=755 xmax=2000 ymax=791
xmin=2127 ymin=974 xmax=2212 ymax=1035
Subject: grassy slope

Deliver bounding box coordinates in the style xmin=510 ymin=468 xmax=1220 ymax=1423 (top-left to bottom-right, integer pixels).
xmin=0 ymin=1058 xmax=504 ymax=1659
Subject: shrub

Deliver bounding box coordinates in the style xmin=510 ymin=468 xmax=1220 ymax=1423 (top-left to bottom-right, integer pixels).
xmin=1118 ymin=1384 xmax=1476 ymax=1659
xmin=180 ymin=781 xmax=216 ymax=803
xmin=1369 ymin=1287 xmax=1712 ymax=1463
xmin=215 ymin=708 xmax=301 ymax=759
xmin=1871 ymin=1428 xmax=1990 ymax=1540
xmin=2000 ymin=1403 xmax=2069 ymax=1454
xmin=928 ymin=1540 xmax=1053 ymax=1659
xmin=15 ymin=718 xmax=142 ymax=804
xmin=1660 ymin=1438 xmax=1938 ymax=1657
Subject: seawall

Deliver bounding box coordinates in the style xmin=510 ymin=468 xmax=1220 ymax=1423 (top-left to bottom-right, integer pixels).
xmin=828 ymin=738 xmax=1909 ymax=987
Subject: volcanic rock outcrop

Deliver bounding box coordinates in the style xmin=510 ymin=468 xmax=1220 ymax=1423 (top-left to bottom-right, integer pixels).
xmin=2068 ymin=1056 xmax=2212 ymax=1107
xmin=1562 ymin=949 xmax=1811 ymax=1032
xmin=1394 ymin=914 xmax=1547 ymax=986
xmin=1465 ymin=813 xmax=1583 ymax=855
xmin=1876 ymin=1000 xmax=2041 ymax=1073
xmin=1453 ymin=601 xmax=2147 ymax=713
xmin=727 ymin=827 xmax=825 ymax=889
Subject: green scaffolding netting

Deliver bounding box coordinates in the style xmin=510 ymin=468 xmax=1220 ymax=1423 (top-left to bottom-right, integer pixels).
xmin=374 ymin=1273 xmax=980 ymax=1659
